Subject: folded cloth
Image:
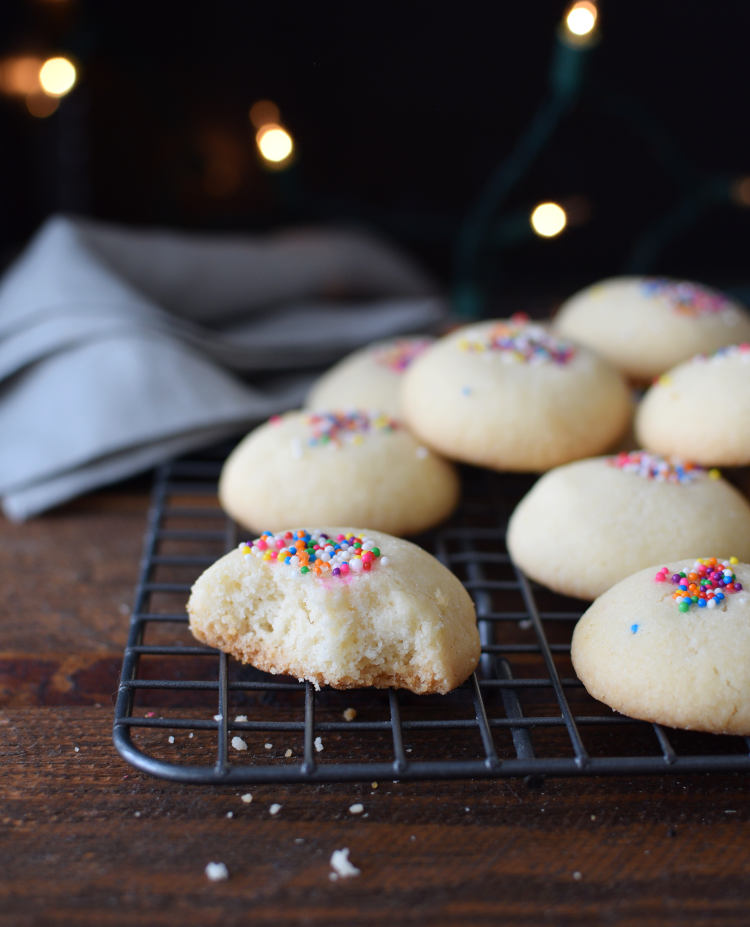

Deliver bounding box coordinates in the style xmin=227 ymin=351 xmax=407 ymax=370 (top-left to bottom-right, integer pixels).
xmin=1 ymin=214 xmax=448 ymax=520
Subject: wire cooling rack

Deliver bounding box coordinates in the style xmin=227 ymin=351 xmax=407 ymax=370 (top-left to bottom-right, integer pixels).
xmin=113 ymin=444 xmax=750 ymax=783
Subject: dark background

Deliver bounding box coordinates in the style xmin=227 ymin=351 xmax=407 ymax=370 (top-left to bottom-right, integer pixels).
xmin=2 ymin=0 xmax=750 ymax=313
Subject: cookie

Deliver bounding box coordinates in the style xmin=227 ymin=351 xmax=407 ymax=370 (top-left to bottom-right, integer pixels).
xmin=635 ymin=343 xmax=750 ymax=466
xmin=507 ymin=451 xmax=750 ymax=600
xmin=553 ymin=276 xmax=750 ymax=382
xmin=571 ymin=557 xmax=750 ymax=734
xmin=400 ymin=316 xmax=632 ymax=472
xmin=218 ymin=410 xmax=460 ymax=536
xmin=187 ymin=527 xmax=480 ymax=694
xmin=306 ymin=336 xmax=434 ymax=418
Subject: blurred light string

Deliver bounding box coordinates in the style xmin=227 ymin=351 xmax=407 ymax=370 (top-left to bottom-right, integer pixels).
xmin=453 ymin=2 xmax=598 ymax=318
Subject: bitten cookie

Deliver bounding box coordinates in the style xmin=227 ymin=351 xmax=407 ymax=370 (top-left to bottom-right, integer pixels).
xmin=306 ymin=336 xmax=434 ymax=418
xmin=187 ymin=527 xmax=480 ymax=694
xmin=571 ymin=557 xmax=750 ymax=734
xmin=400 ymin=316 xmax=632 ymax=472
xmin=635 ymin=343 xmax=750 ymax=466
xmin=553 ymin=276 xmax=750 ymax=382
xmin=507 ymin=451 xmax=750 ymax=600
xmin=218 ymin=410 xmax=460 ymax=536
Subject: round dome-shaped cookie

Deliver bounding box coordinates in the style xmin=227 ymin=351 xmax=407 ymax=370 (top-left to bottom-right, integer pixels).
xmin=553 ymin=276 xmax=750 ymax=382
xmin=635 ymin=344 xmax=750 ymax=466
xmin=571 ymin=557 xmax=750 ymax=734
xmin=218 ymin=410 xmax=460 ymax=536
xmin=400 ymin=316 xmax=632 ymax=472
xmin=188 ymin=527 xmax=480 ymax=694
xmin=507 ymin=451 xmax=750 ymax=600
xmin=306 ymin=336 xmax=434 ymax=418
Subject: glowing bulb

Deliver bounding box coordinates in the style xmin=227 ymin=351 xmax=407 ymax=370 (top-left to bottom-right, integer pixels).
xmin=565 ymin=1 xmax=597 ymax=37
xmin=39 ymin=56 xmax=77 ymax=97
xmin=256 ymin=124 xmax=293 ymax=164
xmin=530 ymin=202 xmax=567 ymax=238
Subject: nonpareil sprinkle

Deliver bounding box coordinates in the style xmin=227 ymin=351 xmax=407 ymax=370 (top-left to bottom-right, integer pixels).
xmin=241 ymin=530 xmax=383 ymax=578
xmin=607 ymin=451 xmax=711 ymax=484
xmin=458 ymin=315 xmax=575 ymax=365
xmin=373 ymin=338 xmax=431 ymax=372
xmin=654 ymin=557 xmax=742 ymax=611
xmin=305 ymin=411 xmax=398 ymax=447
xmin=641 ymin=278 xmax=730 ymax=316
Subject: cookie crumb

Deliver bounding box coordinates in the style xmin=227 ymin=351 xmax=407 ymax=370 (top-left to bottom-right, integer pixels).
xmin=330 ymin=848 xmax=360 ymax=879
xmin=240 ymin=793 xmax=253 ymax=803
xmin=205 ymin=862 xmax=229 ymax=882
xmin=314 ymin=736 xmax=324 ymax=752
xmin=231 ymin=736 xmax=248 ymax=752
xmin=343 ymin=708 xmax=357 ymax=721
xmin=371 ymin=782 xmax=378 ymax=789
xmin=348 ymin=803 xmax=364 ymax=815
xmin=269 ymin=803 xmax=282 ymax=816
xmin=284 ymin=748 xmax=293 ymax=758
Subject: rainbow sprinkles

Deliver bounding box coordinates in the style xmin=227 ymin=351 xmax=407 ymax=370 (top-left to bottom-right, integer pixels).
xmin=655 ymin=557 xmax=742 ymax=611
xmin=241 ymin=529 xmax=385 ymax=578
xmin=458 ymin=315 xmax=575 ymax=365
xmin=641 ymin=278 xmax=730 ymax=316
xmin=607 ymin=451 xmax=718 ymax=484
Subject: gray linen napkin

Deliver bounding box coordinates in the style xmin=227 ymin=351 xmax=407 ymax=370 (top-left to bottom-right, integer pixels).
xmin=1 ymin=215 xmax=447 ymax=520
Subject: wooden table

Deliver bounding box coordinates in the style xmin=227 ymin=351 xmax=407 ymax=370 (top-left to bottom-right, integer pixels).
xmin=2 ymin=478 xmax=749 ymax=927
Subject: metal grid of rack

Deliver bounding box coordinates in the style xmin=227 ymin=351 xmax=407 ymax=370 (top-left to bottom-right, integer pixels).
xmin=113 ymin=446 xmax=750 ymax=783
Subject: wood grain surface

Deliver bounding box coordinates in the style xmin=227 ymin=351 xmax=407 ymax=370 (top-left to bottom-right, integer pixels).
xmin=1 ymin=482 xmax=749 ymax=927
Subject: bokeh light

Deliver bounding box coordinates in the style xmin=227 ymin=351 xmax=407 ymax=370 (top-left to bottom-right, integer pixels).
xmin=565 ymin=1 xmax=597 ymax=37
xmin=249 ymin=99 xmax=281 ymax=129
xmin=256 ymin=124 xmax=294 ymax=164
xmin=530 ymin=202 xmax=568 ymax=237
xmin=39 ymin=56 xmax=77 ymax=97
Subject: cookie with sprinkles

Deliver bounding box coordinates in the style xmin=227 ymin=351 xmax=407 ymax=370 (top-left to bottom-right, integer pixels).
xmin=187 ymin=527 xmax=480 ymax=694
xmin=400 ymin=318 xmax=632 ymax=472
xmin=218 ymin=409 xmax=459 ymax=536
xmin=507 ymin=452 xmax=750 ymax=600
xmin=635 ymin=343 xmax=750 ymax=466
xmin=553 ymin=276 xmax=750 ymax=383
xmin=571 ymin=557 xmax=750 ymax=734
xmin=305 ymin=335 xmax=434 ymax=418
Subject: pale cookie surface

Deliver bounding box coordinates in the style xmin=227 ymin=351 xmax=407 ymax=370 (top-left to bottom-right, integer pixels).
xmin=507 ymin=452 xmax=750 ymax=600
xmin=305 ymin=336 xmax=434 ymax=418
xmin=187 ymin=527 xmax=480 ymax=694
xmin=219 ymin=410 xmax=460 ymax=536
xmin=571 ymin=557 xmax=750 ymax=734
xmin=553 ymin=276 xmax=750 ymax=382
xmin=400 ymin=317 xmax=632 ymax=472
xmin=635 ymin=344 xmax=750 ymax=466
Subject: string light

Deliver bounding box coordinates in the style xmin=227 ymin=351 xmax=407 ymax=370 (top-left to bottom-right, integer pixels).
xmin=563 ymin=1 xmax=598 ymax=42
xmin=530 ymin=201 xmax=567 ymax=237
xmin=256 ymin=123 xmax=294 ymax=165
xmin=39 ymin=56 xmax=77 ymax=97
